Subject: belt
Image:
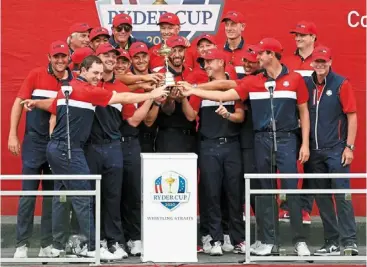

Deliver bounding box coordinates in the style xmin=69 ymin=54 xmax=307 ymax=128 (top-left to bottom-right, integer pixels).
xmin=121 ymin=136 xmax=138 ymax=142
xmin=26 ymin=131 xmax=50 ymax=140
xmin=160 ymin=128 xmax=196 ymax=136
xmin=140 ymin=132 xmax=154 ymax=139
xmin=87 ymin=139 xmax=120 ymax=145
xmin=201 ymin=136 xmax=238 ymax=144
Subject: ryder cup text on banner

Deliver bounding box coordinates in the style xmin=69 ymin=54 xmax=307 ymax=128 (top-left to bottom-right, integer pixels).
xmin=95 ymin=0 xmax=224 ymax=41
xmin=348 ymin=10 xmax=367 ymax=28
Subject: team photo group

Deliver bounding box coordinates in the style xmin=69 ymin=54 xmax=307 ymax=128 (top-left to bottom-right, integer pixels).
xmin=7 ymin=8 xmax=359 ymax=261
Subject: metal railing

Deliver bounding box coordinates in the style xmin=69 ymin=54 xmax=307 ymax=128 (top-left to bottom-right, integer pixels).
xmin=0 ymin=175 xmax=101 ymax=265
xmin=244 ymin=173 xmax=367 ymax=264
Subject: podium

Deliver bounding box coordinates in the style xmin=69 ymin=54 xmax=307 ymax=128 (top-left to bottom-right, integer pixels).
xmin=141 ymin=153 xmax=198 ymax=263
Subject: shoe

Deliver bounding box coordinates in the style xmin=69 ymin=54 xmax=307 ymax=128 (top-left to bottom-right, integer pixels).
xmin=252 ymin=243 xmax=275 ymax=256
xmin=249 ymin=240 xmax=262 ymax=254
xmin=127 ymin=240 xmax=141 ymax=256
xmin=295 ymin=242 xmax=310 ymax=256
xmin=344 ymin=243 xmax=358 ymax=256
xmin=110 ymin=242 xmax=128 ymax=259
xmin=302 ymin=210 xmax=311 ymax=224
xmin=90 ymin=247 xmax=121 ymax=261
xmin=201 ymin=235 xmax=212 ymax=254
xmin=197 ymin=245 xmax=204 ymax=253
xmin=210 ymin=241 xmax=223 ymax=256
xmin=233 ymin=242 xmax=246 ymax=254
xmin=279 ymin=209 xmax=290 ymax=222
xmin=38 ymin=245 xmax=54 ymax=257
xmin=100 ymin=239 xmax=108 ymax=249
xmin=222 ymin=235 xmax=234 ymax=252
xmin=314 ymin=242 xmax=340 ymax=256
xmin=14 ymin=244 xmax=28 ymax=258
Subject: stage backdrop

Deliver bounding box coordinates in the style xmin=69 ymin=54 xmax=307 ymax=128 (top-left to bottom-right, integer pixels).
xmin=1 ymin=0 xmax=366 ymax=215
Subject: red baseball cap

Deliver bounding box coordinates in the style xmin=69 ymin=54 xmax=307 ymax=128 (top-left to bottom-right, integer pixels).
xmin=129 ymin=42 xmax=149 ymax=57
xmin=196 ymin=33 xmax=217 ymax=46
xmin=158 ymin=12 xmax=180 ymax=25
xmin=241 ymin=45 xmax=258 ymax=62
xmin=71 ymin=47 xmax=94 ymax=64
xmin=221 ymin=11 xmax=245 ymax=24
xmin=117 ymin=49 xmax=131 ymax=61
xmin=202 ymin=49 xmax=226 ymax=61
xmin=113 ymin=13 xmax=133 ymax=27
xmin=95 ymin=43 xmax=120 ymax=56
xmin=89 ymin=27 xmax=110 ymax=41
xmin=49 ymin=41 xmax=69 ymax=56
xmin=253 ymin=38 xmax=283 ymax=54
xmin=69 ymin=23 xmax=92 ymax=35
xmin=312 ymin=45 xmax=332 ymax=62
xmin=290 ymin=21 xmax=317 ymax=35
xmin=166 ymin=36 xmax=187 ymax=48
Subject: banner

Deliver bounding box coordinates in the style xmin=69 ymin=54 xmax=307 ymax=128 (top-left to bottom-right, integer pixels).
xmin=1 ymin=0 xmax=366 ymax=215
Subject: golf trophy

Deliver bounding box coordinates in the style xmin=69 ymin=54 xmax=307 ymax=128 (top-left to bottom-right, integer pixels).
xmin=153 ymin=0 xmax=168 ymax=4
xmin=157 ymin=41 xmax=176 ymax=88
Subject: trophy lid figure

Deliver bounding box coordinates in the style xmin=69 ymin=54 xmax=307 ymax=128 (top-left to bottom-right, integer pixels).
xmin=153 ymin=0 xmax=168 ymax=4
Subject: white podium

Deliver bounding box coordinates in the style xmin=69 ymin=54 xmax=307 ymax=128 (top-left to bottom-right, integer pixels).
xmin=141 ymin=153 xmax=198 ymax=263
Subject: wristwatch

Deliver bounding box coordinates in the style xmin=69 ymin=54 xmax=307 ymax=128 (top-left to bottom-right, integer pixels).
xmin=224 ymin=112 xmax=231 ymax=119
xmin=153 ymin=101 xmax=161 ymax=107
xmin=346 ymin=144 xmax=355 ymax=151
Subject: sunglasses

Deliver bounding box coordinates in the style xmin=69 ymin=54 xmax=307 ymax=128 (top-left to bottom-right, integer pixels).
xmin=115 ymin=24 xmax=132 ymax=33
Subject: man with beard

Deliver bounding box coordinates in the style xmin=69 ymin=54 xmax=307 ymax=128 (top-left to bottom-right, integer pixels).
xmin=146 ymin=35 xmax=197 ymax=153
xmin=179 ymin=38 xmax=311 ymax=256
xmin=181 ymin=49 xmax=246 ymax=256
xmin=9 ymin=40 xmax=73 ymax=258
xmin=20 ymin=55 xmax=169 ymax=260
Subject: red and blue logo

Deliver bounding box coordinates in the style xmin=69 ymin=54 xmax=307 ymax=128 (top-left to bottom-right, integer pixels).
xmin=95 ymin=0 xmax=225 ymax=45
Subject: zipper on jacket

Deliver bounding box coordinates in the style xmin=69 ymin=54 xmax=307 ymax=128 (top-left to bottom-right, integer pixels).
xmin=312 ymin=78 xmax=327 ymax=149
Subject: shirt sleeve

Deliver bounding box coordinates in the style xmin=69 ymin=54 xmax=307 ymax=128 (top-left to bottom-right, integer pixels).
xmin=122 ymin=103 xmax=136 ymax=120
xmin=189 ymin=96 xmax=202 ymax=112
xmin=17 ymin=69 xmax=37 ymax=99
xmin=86 ymin=85 xmax=113 ymax=107
xmin=234 ymin=100 xmax=245 ymax=110
xmin=296 ymin=75 xmax=309 ymax=104
xmin=234 ymin=79 xmax=249 ymax=101
xmin=339 ymin=79 xmax=357 ymax=113
xmin=47 ymin=97 xmax=58 ymax=115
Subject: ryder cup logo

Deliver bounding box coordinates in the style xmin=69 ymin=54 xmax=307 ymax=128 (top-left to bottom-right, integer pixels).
xmin=95 ymin=0 xmax=225 ymax=45
xmin=151 ymin=171 xmax=190 ymax=211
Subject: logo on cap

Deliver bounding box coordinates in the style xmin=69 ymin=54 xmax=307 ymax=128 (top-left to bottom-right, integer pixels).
xmin=298 ymin=24 xmax=306 ymax=28
xmin=96 ymin=0 xmax=225 ymax=45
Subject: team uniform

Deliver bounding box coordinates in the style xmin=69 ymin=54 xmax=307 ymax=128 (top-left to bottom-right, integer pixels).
xmin=223 ymin=38 xmax=247 ymax=79
xmin=47 ymin=77 xmax=115 ymax=258
xmin=190 ymin=93 xmax=246 ymax=255
xmin=83 ymin=76 xmax=132 ymax=257
xmin=234 ymin=65 xmax=309 ymax=254
xmin=304 ymin=70 xmax=358 ymax=255
xmin=155 ymin=66 xmax=197 ymax=153
xmin=15 ymin=65 xmax=72 ymax=253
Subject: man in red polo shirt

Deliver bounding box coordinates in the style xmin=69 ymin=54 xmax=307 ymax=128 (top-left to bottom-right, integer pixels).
xmin=221 ymin=11 xmax=247 ymax=79
xmin=149 ymin=12 xmax=195 ymax=72
xmin=179 ymin=38 xmax=311 ymax=257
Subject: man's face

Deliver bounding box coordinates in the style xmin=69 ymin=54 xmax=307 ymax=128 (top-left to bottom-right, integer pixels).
xmin=311 ymin=60 xmax=331 ymax=76
xmin=243 ymin=58 xmax=260 ymax=75
xmin=294 ymin=33 xmax=315 ymax=49
xmin=70 ymin=32 xmax=90 ymax=48
xmin=169 ymin=46 xmax=185 ymax=67
xmin=204 ymin=59 xmax=223 ymax=78
xmin=257 ymin=51 xmax=273 ymax=68
xmin=197 ymin=40 xmax=216 ymax=57
xmin=115 ymin=57 xmax=131 ymax=75
xmin=99 ymin=51 xmax=117 ymax=73
xmin=48 ymin=54 xmax=69 ymax=73
xmin=81 ymin=62 xmax=104 ymax=86
xmin=224 ymin=20 xmax=244 ymax=40
xmin=159 ymin=23 xmax=180 ymax=41
xmin=112 ymin=24 xmax=132 ymax=44
xmin=132 ymin=52 xmax=149 ymax=73
xmin=90 ymin=36 xmax=109 ymax=51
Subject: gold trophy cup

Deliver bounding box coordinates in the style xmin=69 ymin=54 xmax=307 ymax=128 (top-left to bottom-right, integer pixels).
xmin=165 ymin=177 xmax=176 ymax=193
xmin=153 ymin=0 xmax=168 ymax=4
xmin=157 ymin=42 xmax=176 ymax=87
